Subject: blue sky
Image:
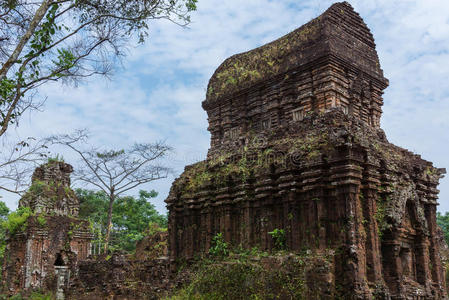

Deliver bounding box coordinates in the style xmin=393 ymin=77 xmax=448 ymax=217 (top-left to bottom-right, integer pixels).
xmin=1 ymin=0 xmax=449 ymax=214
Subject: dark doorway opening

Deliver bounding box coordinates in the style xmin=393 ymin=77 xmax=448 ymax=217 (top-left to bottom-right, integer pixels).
xmin=54 ymin=253 xmax=65 ymax=266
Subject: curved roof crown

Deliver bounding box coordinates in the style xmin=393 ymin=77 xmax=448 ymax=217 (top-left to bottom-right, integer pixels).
xmin=205 ymin=2 xmax=387 ymax=103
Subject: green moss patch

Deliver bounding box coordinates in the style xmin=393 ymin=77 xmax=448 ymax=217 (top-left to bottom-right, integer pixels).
xmin=207 ymin=17 xmax=321 ymax=100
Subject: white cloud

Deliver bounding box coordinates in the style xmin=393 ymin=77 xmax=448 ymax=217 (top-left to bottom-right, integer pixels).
xmin=1 ymin=0 xmax=448 ymax=214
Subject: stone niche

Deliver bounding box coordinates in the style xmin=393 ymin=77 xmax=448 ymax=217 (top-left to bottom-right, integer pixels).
xmin=166 ymin=2 xmax=447 ymax=299
xmin=1 ymin=161 xmax=92 ymax=296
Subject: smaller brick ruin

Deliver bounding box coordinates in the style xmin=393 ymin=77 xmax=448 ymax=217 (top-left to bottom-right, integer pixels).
xmin=18 ymin=162 xmax=79 ymax=216
xmin=1 ymin=161 xmax=92 ymax=296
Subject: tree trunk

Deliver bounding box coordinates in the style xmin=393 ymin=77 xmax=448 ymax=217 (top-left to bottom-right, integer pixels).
xmin=104 ymin=193 xmax=115 ymax=253
xmin=0 ymin=0 xmax=51 ymax=80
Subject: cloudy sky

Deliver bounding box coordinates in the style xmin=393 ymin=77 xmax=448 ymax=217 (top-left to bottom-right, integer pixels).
xmin=1 ymin=0 xmax=448 ymax=214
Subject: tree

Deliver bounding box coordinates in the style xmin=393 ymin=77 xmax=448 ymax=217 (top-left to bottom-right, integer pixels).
xmin=0 ymin=200 xmax=10 ymax=281
xmin=0 ymin=0 xmax=198 ymax=137
xmin=0 ymin=200 xmax=9 ymax=219
xmin=112 ymin=190 xmax=167 ymax=251
xmin=76 ymin=188 xmax=167 ymax=253
xmin=50 ymin=130 xmax=171 ymax=252
xmin=437 ymin=211 xmax=449 ymax=245
xmin=76 ymin=188 xmax=109 ymax=254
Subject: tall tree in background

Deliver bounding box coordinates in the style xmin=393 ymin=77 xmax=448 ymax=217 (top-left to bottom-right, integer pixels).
xmin=437 ymin=212 xmax=449 ymax=245
xmin=113 ymin=190 xmax=167 ymax=251
xmin=50 ymin=130 xmax=171 ymax=252
xmin=76 ymin=188 xmax=167 ymax=253
xmin=0 ymin=201 xmax=9 ymax=218
xmin=0 ymin=0 xmax=197 ymax=137
xmin=0 ymin=200 xmax=10 ymax=278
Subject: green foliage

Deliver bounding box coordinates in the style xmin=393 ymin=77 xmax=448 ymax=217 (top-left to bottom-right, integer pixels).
xmin=168 ymin=253 xmax=312 ymax=300
xmin=47 ymin=154 xmax=64 ymax=163
xmin=0 ymin=78 xmax=15 ymax=101
xmin=0 ymin=201 xmax=9 ymax=220
xmin=20 ymin=177 xmax=74 ymax=209
xmin=437 ymin=212 xmax=449 ymax=245
xmin=112 ymin=190 xmax=166 ymax=252
xmin=77 ymin=189 xmax=109 ymax=224
xmin=207 ymin=17 xmax=320 ymax=99
xmin=0 ymin=200 xmax=10 ymax=284
xmin=37 ymin=215 xmax=47 ymax=227
xmin=174 ymin=262 xmax=264 ymax=299
xmin=28 ymin=179 xmax=46 ymax=196
xmin=375 ymin=196 xmax=389 ymax=239
xmin=76 ymin=188 xmax=167 ymax=253
xmin=3 ymin=206 xmax=32 ymax=235
xmin=29 ymin=291 xmax=54 ymax=300
xmin=1 ymin=0 xmax=18 ymax=10
xmin=0 ymin=0 xmax=198 ymax=135
xmin=180 ymin=130 xmax=330 ymax=194
xmin=185 ymin=0 xmax=198 ymax=11
xmin=28 ymin=4 xmax=59 ymax=56
xmin=268 ymin=228 xmax=286 ymax=250
xmin=208 ymin=233 xmax=229 ymax=258
xmin=3 ymin=291 xmax=54 ymax=300
xmin=96 ymin=149 xmax=125 ymax=159
xmin=52 ymin=49 xmax=76 ymax=77
xmin=0 ymin=76 xmax=22 ymax=127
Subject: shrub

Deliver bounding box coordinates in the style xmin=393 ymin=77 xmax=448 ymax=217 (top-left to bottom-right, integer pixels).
xmin=3 ymin=207 xmax=33 ymax=235
xmin=30 ymin=291 xmax=53 ymax=300
xmin=168 ymin=255 xmax=309 ymax=299
xmin=209 ymin=233 xmax=229 ymax=258
xmin=268 ymin=228 xmax=286 ymax=250
xmin=47 ymin=154 xmax=64 ymax=163
xmin=37 ymin=215 xmax=47 ymax=227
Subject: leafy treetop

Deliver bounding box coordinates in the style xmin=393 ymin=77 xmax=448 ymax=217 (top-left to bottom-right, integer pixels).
xmin=0 ymin=0 xmax=198 ymax=137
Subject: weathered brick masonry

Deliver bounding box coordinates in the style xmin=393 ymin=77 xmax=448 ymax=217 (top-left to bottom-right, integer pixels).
xmin=166 ymin=2 xmax=447 ymax=299
xmin=1 ymin=162 xmax=92 ymax=295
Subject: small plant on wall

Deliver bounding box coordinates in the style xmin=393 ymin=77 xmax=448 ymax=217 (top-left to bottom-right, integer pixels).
xmin=268 ymin=228 xmax=286 ymax=250
xmin=209 ymin=232 xmax=229 ymax=258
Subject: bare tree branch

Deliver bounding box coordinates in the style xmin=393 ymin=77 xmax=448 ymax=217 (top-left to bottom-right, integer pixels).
xmin=0 ymin=136 xmax=50 ymax=195
xmin=48 ymin=129 xmax=172 ymax=252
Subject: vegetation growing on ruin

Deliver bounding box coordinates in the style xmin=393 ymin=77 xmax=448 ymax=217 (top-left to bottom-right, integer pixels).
xmin=207 ymin=17 xmax=321 ymax=100
xmin=0 ymin=290 xmax=53 ymax=299
xmin=47 ymin=155 xmax=64 ymax=164
xmin=268 ymin=228 xmax=286 ymax=250
xmin=36 ymin=215 xmax=46 ymax=227
xmin=3 ymin=206 xmax=33 ymax=235
xmin=21 ymin=179 xmax=76 ymax=206
xmin=168 ymin=249 xmax=334 ymax=300
xmin=179 ymin=128 xmax=331 ymax=194
xmin=208 ymin=233 xmax=229 ymax=258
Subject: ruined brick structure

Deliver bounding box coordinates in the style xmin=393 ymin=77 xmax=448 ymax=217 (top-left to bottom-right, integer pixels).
xmin=67 ymin=254 xmax=172 ymax=300
xmin=19 ymin=162 xmax=79 ymax=216
xmin=166 ymin=2 xmax=447 ymax=299
xmin=1 ymin=161 xmax=92 ymax=297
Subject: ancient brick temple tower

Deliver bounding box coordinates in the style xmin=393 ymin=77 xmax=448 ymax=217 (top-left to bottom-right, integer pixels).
xmin=1 ymin=161 xmax=92 ymax=296
xmin=166 ymin=2 xmax=447 ymax=299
